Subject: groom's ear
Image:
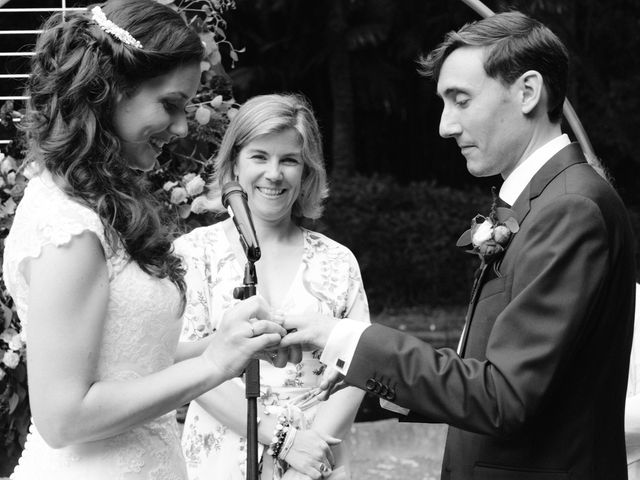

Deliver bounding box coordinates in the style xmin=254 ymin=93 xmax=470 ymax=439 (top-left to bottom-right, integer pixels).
xmin=517 ymin=70 xmax=544 ymax=116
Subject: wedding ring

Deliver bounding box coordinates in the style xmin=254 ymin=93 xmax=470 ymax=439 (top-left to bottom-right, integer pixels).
xmin=250 ymin=325 xmax=255 ymax=337
xmin=320 ymin=463 xmax=330 ymax=475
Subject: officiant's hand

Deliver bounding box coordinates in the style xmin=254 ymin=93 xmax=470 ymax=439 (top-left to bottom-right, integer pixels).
xmin=280 ymin=429 xmax=339 ymax=480
xmin=279 ymin=313 xmax=339 ymax=351
xmin=203 ymin=296 xmax=286 ymax=378
xmin=281 ymin=469 xmax=314 ymax=480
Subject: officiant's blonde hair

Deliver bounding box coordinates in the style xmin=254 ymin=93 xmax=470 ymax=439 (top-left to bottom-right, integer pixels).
xmin=209 ymin=93 xmax=329 ymax=220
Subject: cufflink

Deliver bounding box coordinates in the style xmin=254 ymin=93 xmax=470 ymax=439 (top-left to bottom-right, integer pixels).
xmin=385 ymin=388 xmax=396 ymax=401
xmin=336 ymin=359 xmax=345 ymax=369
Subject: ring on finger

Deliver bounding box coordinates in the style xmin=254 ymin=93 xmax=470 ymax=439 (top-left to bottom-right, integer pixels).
xmin=249 ymin=325 xmax=255 ymax=337
xmin=319 ymin=463 xmax=331 ymax=475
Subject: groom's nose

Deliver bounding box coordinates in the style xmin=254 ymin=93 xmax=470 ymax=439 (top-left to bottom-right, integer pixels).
xmin=439 ymin=107 xmax=462 ymax=138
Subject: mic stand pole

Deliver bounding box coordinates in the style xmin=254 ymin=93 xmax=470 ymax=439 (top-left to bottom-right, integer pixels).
xmin=233 ymin=261 xmax=260 ymax=480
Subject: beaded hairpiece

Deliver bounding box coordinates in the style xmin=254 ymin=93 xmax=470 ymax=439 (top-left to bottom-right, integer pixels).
xmin=90 ymin=6 xmax=143 ymax=49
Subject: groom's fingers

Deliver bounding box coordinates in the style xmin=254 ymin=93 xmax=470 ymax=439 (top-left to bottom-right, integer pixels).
xmin=318 ymin=366 xmax=347 ymax=400
xmin=279 ymin=328 xmax=313 ymax=349
xmin=249 ymin=319 xmax=287 ymax=338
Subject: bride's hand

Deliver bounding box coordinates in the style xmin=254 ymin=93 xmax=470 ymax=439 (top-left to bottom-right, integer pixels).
xmin=202 ymin=296 xmax=286 ymax=379
xmin=259 ymin=309 xmax=302 ymax=367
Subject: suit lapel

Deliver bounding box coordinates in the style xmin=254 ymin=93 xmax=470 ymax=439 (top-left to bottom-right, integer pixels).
xmin=458 ymin=143 xmax=587 ymax=357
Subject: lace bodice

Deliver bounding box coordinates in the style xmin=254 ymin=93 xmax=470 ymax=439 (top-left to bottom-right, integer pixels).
xmin=3 ymin=171 xmax=187 ymax=479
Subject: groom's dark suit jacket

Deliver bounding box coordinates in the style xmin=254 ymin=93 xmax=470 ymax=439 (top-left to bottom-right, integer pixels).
xmin=345 ymin=144 xmax=636 ymax=479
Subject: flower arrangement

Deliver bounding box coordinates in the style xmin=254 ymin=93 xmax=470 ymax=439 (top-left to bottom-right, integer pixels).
xmin=456 ymin=187 xmax=519 ymax=264
xmin=148 ymin=0 xmax=241 ymax=232
xmin=0 ymin=0 xmax=240 ymax=472
xmin=0 ymin=143 xmax=31 ymax=471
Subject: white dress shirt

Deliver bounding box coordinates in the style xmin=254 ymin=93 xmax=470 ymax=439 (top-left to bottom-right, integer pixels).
xmin=320 ymin=134 xmax=572 ymax=414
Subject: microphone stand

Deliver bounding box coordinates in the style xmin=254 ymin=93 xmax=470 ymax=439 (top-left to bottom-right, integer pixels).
xmin=233 ymin=260 xmax=260 ymax=480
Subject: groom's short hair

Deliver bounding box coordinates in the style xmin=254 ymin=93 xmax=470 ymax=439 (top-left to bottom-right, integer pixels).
xmin=418 ymin=11 xmax=569 ymax=123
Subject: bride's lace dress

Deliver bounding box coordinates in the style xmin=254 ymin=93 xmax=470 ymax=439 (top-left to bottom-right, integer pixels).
xmin=3 ymin=171 xmax=187 ymax=479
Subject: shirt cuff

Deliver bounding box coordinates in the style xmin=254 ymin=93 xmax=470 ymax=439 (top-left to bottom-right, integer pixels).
xmin=379 ymin=399 xmax=410 ymax=416
xmin=320 ymin=318 xmax=369 ymax=375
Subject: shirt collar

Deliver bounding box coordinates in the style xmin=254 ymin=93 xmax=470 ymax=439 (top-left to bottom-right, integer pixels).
xmin=499 ymin=134 xmax=571 ymax=206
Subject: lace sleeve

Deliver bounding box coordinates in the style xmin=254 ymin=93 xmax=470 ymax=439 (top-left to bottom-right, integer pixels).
xmin=2 ymin=174 xmax=125 ymax=329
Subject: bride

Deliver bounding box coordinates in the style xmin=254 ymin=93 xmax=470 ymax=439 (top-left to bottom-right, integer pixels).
xmin=2 ymin=1 xmax=285 ymax=478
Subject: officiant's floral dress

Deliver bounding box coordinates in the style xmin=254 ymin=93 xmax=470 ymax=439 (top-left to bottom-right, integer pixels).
xmin=175 ymin=223 xmax=370 ymax=480
xmin=3 ymin=171 xmax=187 ymax=480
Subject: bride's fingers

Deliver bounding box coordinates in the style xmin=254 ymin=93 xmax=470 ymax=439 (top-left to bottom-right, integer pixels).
xmin=287 ymin=344 xmax=303 ymax=364
xmin=270 ymin=347 xmax=289 ymax=368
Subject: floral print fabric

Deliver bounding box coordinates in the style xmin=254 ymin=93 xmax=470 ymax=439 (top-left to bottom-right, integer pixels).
xmin=175 ymin=223 xmax=369 ymax=480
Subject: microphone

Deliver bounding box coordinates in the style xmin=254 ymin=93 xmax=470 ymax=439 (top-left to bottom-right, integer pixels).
xmin=221 ymin=181 xmax=261 ymax=263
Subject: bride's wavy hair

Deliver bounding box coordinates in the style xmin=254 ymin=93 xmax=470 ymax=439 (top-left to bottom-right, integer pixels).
xmin=22 ymin=0 xmax=205 ymax=305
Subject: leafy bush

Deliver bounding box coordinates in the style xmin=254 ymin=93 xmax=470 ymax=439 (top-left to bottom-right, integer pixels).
xmin=318 ymin=174 xmax=492 ymax=313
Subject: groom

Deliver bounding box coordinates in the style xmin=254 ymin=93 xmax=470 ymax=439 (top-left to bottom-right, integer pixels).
xmin=282 ymin=11 xmax=636 ymax=479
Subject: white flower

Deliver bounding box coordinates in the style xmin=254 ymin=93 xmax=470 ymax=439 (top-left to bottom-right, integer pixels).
xmin=170 ymin=187 xmax=188 ymax=205
xmin=0 ymin=154 xmax=17 ymax=175
xmin=210 ymin=95 xmax=223 ymax=108
xmin=190 ymin=195 xmax=219 ymax=214
xmin=9 ymin=333 xmax=24 ymax=351
xmin=195 ymin=106 xmax=211 ymax=125
xmin=3 ymin=350 xmax=20 ymax=369
xmin=493 ymin=225 xmax=511 ymax=245
xmin=182 ymin=173 xmax=197 ymax=184
xmin=0 ymin=328 xmax=17 ymax=343
xmin=163 ymin=181 xmax=178 ymax=191
xmin=471 ymin=220 xmax=493 ymax=247
xmin=185 ymin=175 xmax=205 ymax=196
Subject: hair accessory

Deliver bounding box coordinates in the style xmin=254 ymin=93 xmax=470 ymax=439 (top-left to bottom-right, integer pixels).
xmin=90 ymin=6 xmax=143 ymax=49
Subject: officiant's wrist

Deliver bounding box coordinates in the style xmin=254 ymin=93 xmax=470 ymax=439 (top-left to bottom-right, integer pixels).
xmin=267 ymin=412 xmax=293 ymax=457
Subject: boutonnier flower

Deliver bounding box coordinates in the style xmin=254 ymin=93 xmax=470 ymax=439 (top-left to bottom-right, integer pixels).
xmin=456 ymin=188 xmax=520 ymax=263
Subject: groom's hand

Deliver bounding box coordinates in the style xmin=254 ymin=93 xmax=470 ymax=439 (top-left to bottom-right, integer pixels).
xmin=280 ymin=313 xmax=338 ymax=350
xmin=317 ymin=365 xmax=348 ymax=401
